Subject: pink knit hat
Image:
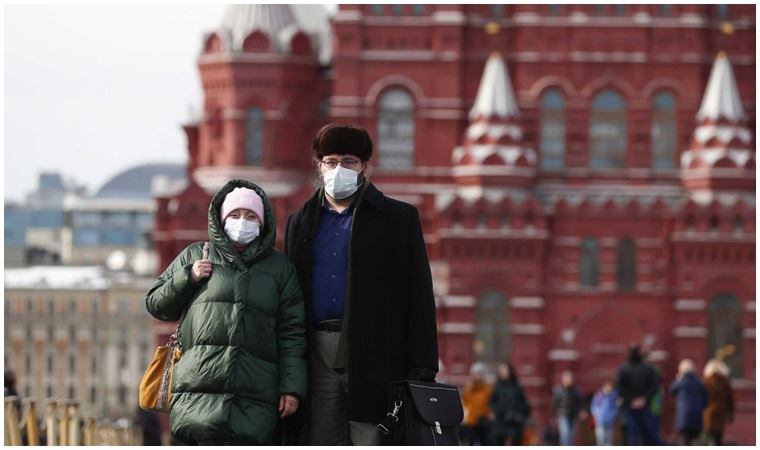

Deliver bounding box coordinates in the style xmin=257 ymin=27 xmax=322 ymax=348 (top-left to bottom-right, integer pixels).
xmin=220 ymin=187 xmax=265 ymax=226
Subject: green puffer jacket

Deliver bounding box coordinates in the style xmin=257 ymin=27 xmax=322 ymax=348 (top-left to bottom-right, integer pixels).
xmin=145 ymin=179 xmax=307 ymax=445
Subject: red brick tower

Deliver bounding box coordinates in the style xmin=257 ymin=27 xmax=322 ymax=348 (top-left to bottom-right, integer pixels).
xmin=154 ymin=4 xmax=333 ymax=261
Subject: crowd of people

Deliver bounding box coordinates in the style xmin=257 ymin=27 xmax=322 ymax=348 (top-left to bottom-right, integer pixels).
xmin=459 ymin=345 xmax=736 ymax=446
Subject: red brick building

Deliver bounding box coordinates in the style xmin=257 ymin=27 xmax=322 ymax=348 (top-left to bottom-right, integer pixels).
xmin=153 ymin=5 xmax=755 ymax=443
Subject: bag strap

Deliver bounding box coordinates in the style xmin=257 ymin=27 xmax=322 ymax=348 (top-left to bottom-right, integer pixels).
xmin=171 ymin=241 xmax=210 ymax=349
xmin=377 ymin=400 xmax=403 ymax=435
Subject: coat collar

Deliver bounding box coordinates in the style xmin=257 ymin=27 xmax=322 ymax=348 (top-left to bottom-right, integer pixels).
xmin=361 ymin=182 xmax=386 ymax=211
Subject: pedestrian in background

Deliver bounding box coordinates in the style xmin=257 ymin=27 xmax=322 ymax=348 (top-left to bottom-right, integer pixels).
xmin=590 ymin=380 xmax=618 ymax=445
xmin=460 ymin=362 xmax=493 ymax=445
xmin=647 ymin=363 xmax=666 ymax=446
xmin=550 ymin=370 xmax=582 ymax=446
xmin=703 ymin=359 xmax=735 ymax=445
xmin=489 ymin=362 xmax=530 ymax=445
xmin=670 ymin=359 xmax=707 ymax=445
xmin=615 ymin=344 xmax=659 ymax=445
xmin=4 ymin=369 xmax=18 ymax=397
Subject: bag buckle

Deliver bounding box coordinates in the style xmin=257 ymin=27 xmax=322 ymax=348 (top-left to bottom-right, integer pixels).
xmin=377 ymin=400 xmax=403 ymax=435
xmin=391 ymin=400 xmax=402 ymax=418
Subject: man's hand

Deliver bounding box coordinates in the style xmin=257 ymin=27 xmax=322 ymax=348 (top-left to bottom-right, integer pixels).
xmin=191 ymin=259 xmax=212 ymax=282
xmin=279 ymin=394 xmax=299 ymax=418
xmin=631 ymin=397 xmax=647 ymax=410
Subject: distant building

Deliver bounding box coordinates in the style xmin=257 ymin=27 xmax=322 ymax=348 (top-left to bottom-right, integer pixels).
xmin=155 ymin=4 xmax=755 ymax=443
xmin=5 ymin=202 xmax=29 ymax=267
xmin=62 ymin=163 xmax=185 ymax=266
xmin=3 ymin=266 xmax=156 ymax=419
xmin=25 ymin=172 xmax=85 ymax=209
xmin=4 ymin=173 xmax=85 ymax=267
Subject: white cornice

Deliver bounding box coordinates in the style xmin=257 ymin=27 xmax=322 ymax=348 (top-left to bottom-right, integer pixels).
xmin=510 ymin=297 xmax=545 ymax=309
xmin=673 ymin=326 xmax=707 ymax=338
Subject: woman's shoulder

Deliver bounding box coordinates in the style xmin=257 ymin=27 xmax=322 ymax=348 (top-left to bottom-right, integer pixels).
xmin=256 ymin=249 xmax=296 ymax=272
xmin=165 ymin=241 xmax=205 ymax=267
xmin=182 ymin=241 xmax=207 ymax=258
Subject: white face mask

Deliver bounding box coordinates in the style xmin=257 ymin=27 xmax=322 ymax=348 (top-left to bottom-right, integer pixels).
xmin=224 ymin=218 xmax=260 ymax=245
xmin=322 ymin=165 xmax=361 ymax=200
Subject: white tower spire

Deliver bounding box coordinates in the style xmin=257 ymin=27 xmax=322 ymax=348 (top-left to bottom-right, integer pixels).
xmin=696 ymin=51 xmax=747 ymax=122
xmin=469 ymin=52 xmax=520 ymax=120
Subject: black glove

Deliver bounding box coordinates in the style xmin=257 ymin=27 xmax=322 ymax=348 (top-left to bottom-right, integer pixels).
xmin=407 ymin=367 xmax=437 ymax=382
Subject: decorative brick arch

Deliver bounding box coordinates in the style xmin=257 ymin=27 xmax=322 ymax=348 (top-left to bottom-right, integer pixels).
xmin=642 ymin=78 xmax=686 ymax=99
xmin=242 ymin=31 xmax=272 ymax=53
xmin=699 ymin=276 xmax=751 ymax=305
xmin=288 ymin=31 xmax=313 ymax=55
xmin=203 ymin=32 xmax=225 ymax=54
xmin=233 ymin=89 xmax=267 ymax=111
xmin=366 ymin=75 xmax=425 ymax=106
xmin=580 ymin=74 xmax=637 ymax=100
xmin=528 ymin=75 xmax=578 ymax=98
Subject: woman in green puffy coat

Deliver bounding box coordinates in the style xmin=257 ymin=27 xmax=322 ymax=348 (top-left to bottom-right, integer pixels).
xmin=145 ymin=179 xmax=307 ymax=445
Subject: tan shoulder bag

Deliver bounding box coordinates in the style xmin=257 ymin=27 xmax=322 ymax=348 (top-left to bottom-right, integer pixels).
xmin=139 ymin=242 xmax=208 ymax=412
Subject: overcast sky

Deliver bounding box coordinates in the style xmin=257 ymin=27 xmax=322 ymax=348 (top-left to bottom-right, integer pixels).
xmin=5 ymin=4 xmax=334 ymax=203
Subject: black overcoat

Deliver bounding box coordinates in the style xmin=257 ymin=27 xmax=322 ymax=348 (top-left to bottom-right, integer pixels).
xmin=284 ymin=182 xmax=439 ymax=426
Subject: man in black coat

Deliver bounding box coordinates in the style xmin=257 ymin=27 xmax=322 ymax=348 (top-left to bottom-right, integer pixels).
xmin=615 ymin=344 xmax=659 ymax=445
xmin=283 ymin=123 xmax=439 ymax=445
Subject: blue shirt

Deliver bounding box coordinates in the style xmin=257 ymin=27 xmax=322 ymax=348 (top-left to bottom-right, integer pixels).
xmin=591 ymin=389 xmax=619 ymax=427
xmin=311 ymin=199 xmax=353 ymax=325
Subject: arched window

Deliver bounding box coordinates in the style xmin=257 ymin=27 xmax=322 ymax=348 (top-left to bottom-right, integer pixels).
xmin=590 ymin=90 xmax=627 ymax=169
xmin=491 ymin=4 xmax=504 ymax=18
xmin=707 ymin=294 xmax=743 ymax=377
xmin=377 ymin=88 xmax=415 ymax=169
xmin=242 ymin=31 xmax=270 ymax=53
xmin=733 ymin=215 xmax=744 ymax=233
xmin=203 ymin=33 xmax=223 ymax=54
xmin=540 ymin=89 xmax=566 ymax=170
xmin=289 ymin=32 xmax=312 ymax=55
xmin=617 ymin=238 xmax=636 ymax=291
xmin=652 ymin=92 xmax=677 ymax=170
xmin=245 ymin=107 xmax=263 ymax=165
xmin=580 ymin=237 xmax=599 ymax=287
xmin=474 ymin=290 xmax=510 ymax=372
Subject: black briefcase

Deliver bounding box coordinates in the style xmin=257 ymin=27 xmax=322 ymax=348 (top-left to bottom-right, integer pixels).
xmin=378 ymin=380 xmax=464 ymax=445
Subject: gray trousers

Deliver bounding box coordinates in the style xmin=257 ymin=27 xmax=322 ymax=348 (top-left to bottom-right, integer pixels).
xmin=310 ymin=330 xmax=381 ymax=446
